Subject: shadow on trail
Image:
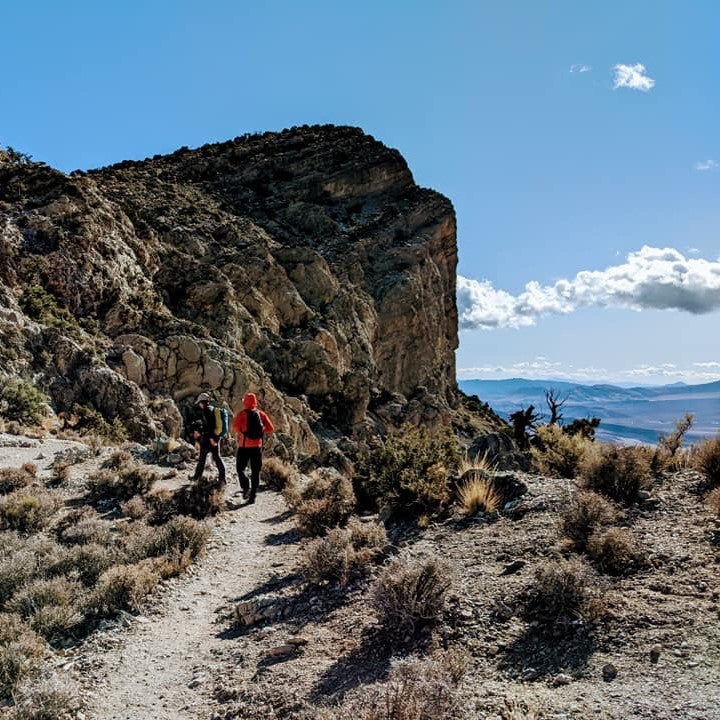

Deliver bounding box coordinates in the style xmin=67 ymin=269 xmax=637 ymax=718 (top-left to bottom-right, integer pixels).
xmin=309 ymin=627 xmax=397 ymax=701
xmin=261 ymin=509 xmax=294 ymax=525
xmin=501 ymin=624 xmax=598 ymax=678
xmin=264 ymin=528 xmax=301 ymax=546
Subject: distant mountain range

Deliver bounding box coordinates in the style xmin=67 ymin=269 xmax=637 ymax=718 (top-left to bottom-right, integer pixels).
xmin=459 ymin=377 xmax=720 ymax=445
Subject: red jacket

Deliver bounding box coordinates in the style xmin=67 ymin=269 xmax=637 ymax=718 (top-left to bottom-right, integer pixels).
xmin=231 ymin=393 xmax=274 ymax=448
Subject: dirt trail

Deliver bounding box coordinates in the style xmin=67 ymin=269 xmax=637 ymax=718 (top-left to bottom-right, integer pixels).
xmin=85 ymin=489 xmax=295 ymax=720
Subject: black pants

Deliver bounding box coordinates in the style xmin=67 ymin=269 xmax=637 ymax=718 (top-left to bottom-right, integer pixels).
xmin=236 ymin=447 xmax=262 ymax=495
xmin=194 ymin=439 xmax=226 ymax=483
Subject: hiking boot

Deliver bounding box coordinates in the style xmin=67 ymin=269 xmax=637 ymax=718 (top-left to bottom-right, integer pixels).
xmin=241 ymin=489 xmax=249 ymax=500
xmin=247 ymin=493 xmax=256 ymax=505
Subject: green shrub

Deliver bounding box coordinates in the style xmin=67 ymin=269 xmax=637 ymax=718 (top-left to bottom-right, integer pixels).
xmin=19 ymin=284 xmax=82 ymax=340
xmin=561 ymin=491 xmax=617 ymax=551
xmin=355 ymin=424 xmax=461 ymax=513
xmin=580 ymin=444 xmax=652 ymax=504
xmin=72 ymin=404 xmax=127 ymax=443
xmin=531 ymin=424 xmax=591 ymax=478
xmin=371 ymin=555 xmax=452 ymax=638
xmin=0 ymin=377 xmax=48 ymax=426
xmin=0 ymin=489 xmax=60 ymax=533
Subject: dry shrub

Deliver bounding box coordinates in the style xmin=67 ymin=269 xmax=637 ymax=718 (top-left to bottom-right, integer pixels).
xmin=0 ymin=489 xmax=60 ymax=533
xmin=580 ymin=444 xmax=652 ymax=504
xmin=87 ymin=462 xmax=157 ymax=500
xmin=292 ymin=469 xmax=356 ymax=537
xmin=56 ymin=509 xmax=112 ymax=546
xmin=0 ymin=550 xmax=37 ymax=606
xmin=561 ymin=491 xmax=617 ymax=550
xmin=144 ymin=487 xmax=177 ymax=524
xmin=50 ymin=543 xmax=116 ymax=586
xmin=320 ymin=652 xmax=466 ymax=720
xmin=695 ymin=435 xmax=720 ymax=489
xmin=0 ymin=615 xmax=46 ymax=701
xmin=174 ymin=477 xmax=224 ymax=519
xmin=300 ymin=518 xmax=386 ymax=586
xmin=587 ymin=528 xmax=644 ymax=576
xmin=706 ymin=487 xmax=720 ymax=515
xmin=501 ymin=700 xmax=546 ymax=720
xmin=372 ymin=556 xmax=452 ymax=638
xmin=9 ymin=674 xmax=80 ymax=720
xmin=525 ymin=558 xmax=598 ymax=624
xmin=0 ymin=464 xmax=37 ymax=495
xmin=120 ymin=496 xmax=147 ymax=520
xmin=8 ymin=577 xmax=84 ymax=641
xmin=531 ymin=425 xmax=591 ymax=478
xmin=262 ymin=457 xmax=296 ymax=490
xmin=90 ymin=561 xmax=159 ymax=615
xmin=144 ymin=516 xmax=209 ymax=564
xmin=457 ymin=475 xmax=501 ymax=517
xmin=102 ymin=449 xmax=133 ymax=471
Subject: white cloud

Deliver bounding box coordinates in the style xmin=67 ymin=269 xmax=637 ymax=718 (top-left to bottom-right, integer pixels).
xmin=694 ymin=159 xmax=717 ymax=171
xmin=687 ymin=247 xmax=701 ymax=255
xmin=570 ymin=64 xmax=592 ymax=73
xmin=613 ymin=63 xmax=655 ymax=92
xmin=457 ymin=360 xmax=720 ymax=384
xmin=457 ymin=246 xmax=720 ymax=331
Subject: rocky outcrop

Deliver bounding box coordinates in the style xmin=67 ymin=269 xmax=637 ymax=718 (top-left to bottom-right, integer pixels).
xmin=0 ymin=126 xmax=497 ymax=457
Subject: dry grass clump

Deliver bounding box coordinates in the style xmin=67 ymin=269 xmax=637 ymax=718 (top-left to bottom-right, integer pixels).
xmin=261 ymin=457 xmax=296 ymax=490
xmin=90 ymin=561 xmax=159 ymax=614
xmin=8 ymin=577 xmax=84 ymax=641
xmin=524 ymin=558 xmax=599 ymax=624
xmin=706 ymin=487 xmax=720 ymax=515
xmin=300 ymin=518 xmax=386 ymax=586
xmin=561 ymin=490 xmax=617 ymax=551
xmin=0 ymin=489 xmax=60 ymax=533
xmin=9 ymin=674 xmax=80 ymax=720
xmin=320 ymin=652 xmax=466 ymax=720
xmin=695 ymin=434 xmax=720 ymax=489
xmin=587 ymin=527 xmax=645 ymax=576
xmin=87 ymin=461 xmax=157 ymax=500
xmin=0 ymin=465 xmax=37 ymax=495
xmin=287 ymin=469 xmax=356 ymax=537
xmin=531 ymin=425 xmax=591 ymax=478
xmin=457 ymin=474 xmax=502 ymax=517
xmin=0 ymin=614 xmax=47 ymax=702
xmin=371 ymin=555 xmax=452 ymax=638
xmin=580 ymin=444 xmax=652 ymax=504
xmin=500 ymin=700 xmax=546 ymax=720
xmin=120 ymin=496 xmax=147 ymax=520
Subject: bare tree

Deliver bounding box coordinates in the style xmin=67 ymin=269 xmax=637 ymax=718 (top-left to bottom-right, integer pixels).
xmin=659 ymin=413 xmax=694 ymax=456
xmin=545 ymin=388 xmax=569 ymax=426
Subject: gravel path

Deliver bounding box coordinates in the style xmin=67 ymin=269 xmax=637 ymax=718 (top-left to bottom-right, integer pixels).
xmin=84 ymin=488 xmax=295 ymax=720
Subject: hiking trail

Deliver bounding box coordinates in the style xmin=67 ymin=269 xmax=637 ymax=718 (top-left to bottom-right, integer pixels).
xmin=82 ymin=488 xmax=295 ymax=720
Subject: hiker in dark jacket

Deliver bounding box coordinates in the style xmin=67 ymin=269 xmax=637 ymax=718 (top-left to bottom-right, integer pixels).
xmin=190 ymin=392 xmax=226 ymax=484
xmin=231 ymin=392 xmax=274 ymax=504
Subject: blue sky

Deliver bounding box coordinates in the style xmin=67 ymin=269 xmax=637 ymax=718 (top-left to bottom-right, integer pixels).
xmin=2 ymin=1 xmax=719 ymax=385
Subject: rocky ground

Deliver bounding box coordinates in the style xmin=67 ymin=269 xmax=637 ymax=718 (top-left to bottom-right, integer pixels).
xmin=2 ymin=434 xmax=718 ymax=720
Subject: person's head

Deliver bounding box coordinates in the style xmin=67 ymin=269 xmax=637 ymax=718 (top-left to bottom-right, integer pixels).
xmin=195 ymin=392 xmax=211 ymax=409
xmin=243 ymin=392 xmax=258 ymax=410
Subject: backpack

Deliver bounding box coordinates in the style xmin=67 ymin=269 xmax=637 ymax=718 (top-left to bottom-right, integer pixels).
xmin=244 ymin=408 xmax=263 ymax=440
xmin=210 ymin=406 xmax=230 ymax=438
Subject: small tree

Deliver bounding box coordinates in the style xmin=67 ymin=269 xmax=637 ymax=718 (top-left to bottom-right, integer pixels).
xmin=509 ymin=405 xmax=540 ymax=449
xmin=3 ymin=146 xmax=33 ymax=164
xmin=564 ymin=417 xmax=601 ymax=440
xmin=658 ymin=413 xmax=694 ymax=457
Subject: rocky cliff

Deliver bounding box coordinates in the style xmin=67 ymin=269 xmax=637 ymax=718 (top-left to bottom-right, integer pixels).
xmin=0 ymin=125 xmax=493 ymax=458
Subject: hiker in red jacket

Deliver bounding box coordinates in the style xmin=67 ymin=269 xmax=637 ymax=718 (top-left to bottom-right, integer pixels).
xmin=231 ymin=392 xmax=274 ymax=504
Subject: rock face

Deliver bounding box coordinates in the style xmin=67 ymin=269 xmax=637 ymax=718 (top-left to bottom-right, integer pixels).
xmin=0 ymin=126 xmax=490 ymax=457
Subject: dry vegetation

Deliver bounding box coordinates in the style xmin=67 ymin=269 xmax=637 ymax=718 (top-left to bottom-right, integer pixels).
xmin=0 ymin=446 xmax=215 ymax=716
